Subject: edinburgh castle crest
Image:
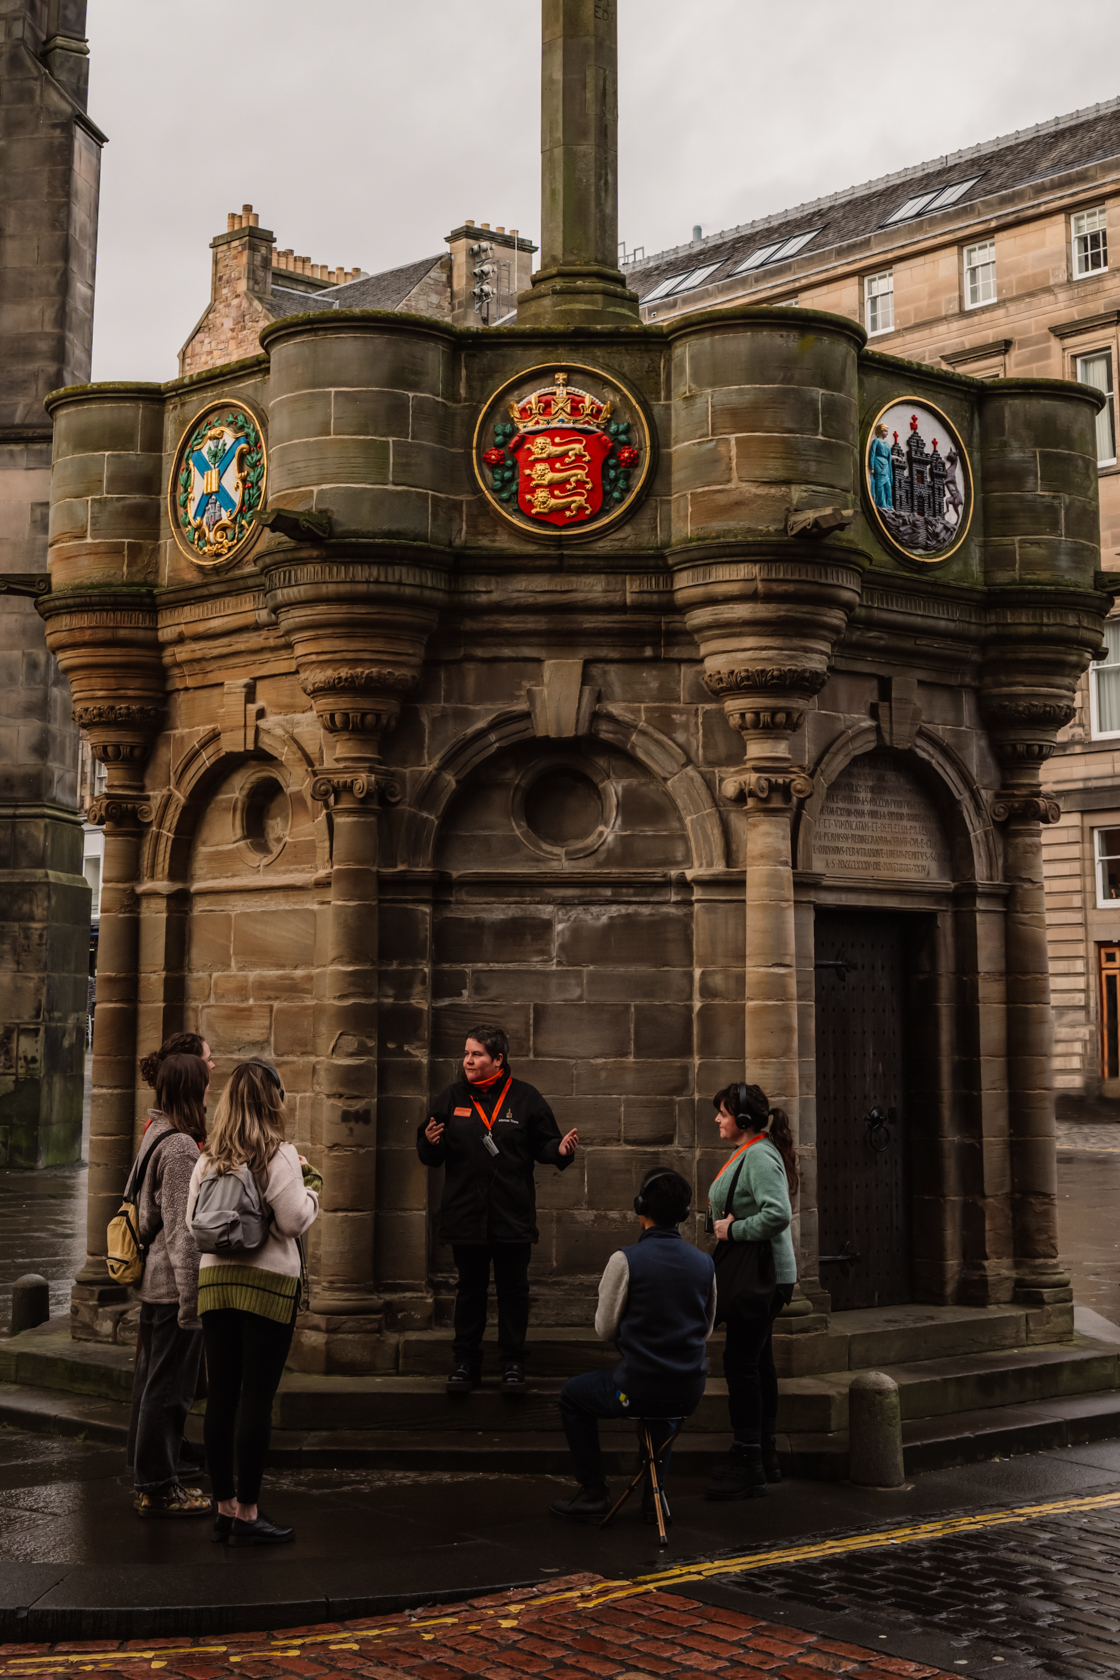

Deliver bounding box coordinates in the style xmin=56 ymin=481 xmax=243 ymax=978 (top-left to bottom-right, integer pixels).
xmin=865 ymin=397 xmax=972 ymax=562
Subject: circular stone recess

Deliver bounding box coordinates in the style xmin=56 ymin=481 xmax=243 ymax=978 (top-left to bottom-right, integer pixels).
xmin=523 ymin=768 xmax=603 ymax=847
xmin=243 ymin=777 xmax=290 ymax=857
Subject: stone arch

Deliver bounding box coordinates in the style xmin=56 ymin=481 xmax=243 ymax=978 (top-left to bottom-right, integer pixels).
xmin=144 ymin=722 xmax=320 ymax=883
xmin=403 ymin=704 xmax=726 ymax=872
xmin=797 ymin=721 xmax=997 ymax=883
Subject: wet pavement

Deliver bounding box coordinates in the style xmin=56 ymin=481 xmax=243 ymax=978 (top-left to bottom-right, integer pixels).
xmin=1 ymin=1116 xmax=1120 ymax=1670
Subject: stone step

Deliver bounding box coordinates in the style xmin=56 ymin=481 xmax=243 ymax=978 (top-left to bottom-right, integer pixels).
xmin=772 ymin=1301 xmax=1073 ymax=1378
xmin=779 ymin=1337 xmax=1119 ymax=1432
xmin=6 ymin=1377 xmax=1120 ymax=1482
xmin=784 ymin=1387 xmax=1120 ymax=1480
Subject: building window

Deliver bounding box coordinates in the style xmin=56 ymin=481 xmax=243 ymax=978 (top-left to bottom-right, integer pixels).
xmin=1091 ymin=621 xmax=1120 ymax=736
xmin=963 ymin=239 xmax=996 ymax=308
xmin=865 ymin=270 xmax=894 ymax=335
xmin=1077 ymin=349 xmax=1117 ymax=466
xmin=1101 ymin=946 xmax=1120 ymax=1077
xmin=1096 ymin=826 xmax=1120 ymax=905
xmin=1072 ymin=206 xmax=1108 ymax=279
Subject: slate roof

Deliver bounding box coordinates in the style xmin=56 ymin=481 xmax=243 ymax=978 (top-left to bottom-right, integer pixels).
xmin=265 ymin=254 xmax=443 ymax=319
xmin=321 ymin=254 xmax=443 ymax=310
xmin=627 ymin=98 xmax=1120 ymax=305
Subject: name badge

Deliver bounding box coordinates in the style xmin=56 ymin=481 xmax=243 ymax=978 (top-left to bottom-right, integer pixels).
xmin=482 ymin=1132 xmax=500 ymax=1157
xmin=453 ymin=1107 xmax=472 ymax=1116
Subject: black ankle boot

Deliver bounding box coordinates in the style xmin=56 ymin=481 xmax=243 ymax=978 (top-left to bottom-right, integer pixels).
xmin=761 ymin=1437 xmax=782 ymax=1483
xmin=705 ymin=1442 xmax=767 ymax=1502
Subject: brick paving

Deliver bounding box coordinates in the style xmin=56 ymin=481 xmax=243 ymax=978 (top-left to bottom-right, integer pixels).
xmin=0 ymin=1577 xmax=953 ymax=1680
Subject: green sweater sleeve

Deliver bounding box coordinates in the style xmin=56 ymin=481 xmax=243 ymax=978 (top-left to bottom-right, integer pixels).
xmin=730 ymin=1141 xmax=792 ymax=1245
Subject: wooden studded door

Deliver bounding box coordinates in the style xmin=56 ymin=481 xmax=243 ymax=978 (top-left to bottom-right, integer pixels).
xmin=814 ymin=909 xmax=912 ymax=1311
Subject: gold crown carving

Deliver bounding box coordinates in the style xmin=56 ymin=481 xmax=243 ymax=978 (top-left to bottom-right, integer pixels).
xmin=507 ymin=370 xmax=612 ymax=433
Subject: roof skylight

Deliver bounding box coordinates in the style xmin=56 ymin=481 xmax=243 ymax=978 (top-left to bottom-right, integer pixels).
xmin=640 ymin=261 xmax=724 ymax=303
xmin=641 ymin=271 xmax=689 ymax=303
xmin=730 ymin=227 xmax=823 ymax=276
xmin=880 ymin=175 xmax=984 ymax=226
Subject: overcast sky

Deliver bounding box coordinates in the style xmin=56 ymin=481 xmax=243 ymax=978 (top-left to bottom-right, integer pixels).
xmin=87 ymin=0 xmax=1120 ymax=381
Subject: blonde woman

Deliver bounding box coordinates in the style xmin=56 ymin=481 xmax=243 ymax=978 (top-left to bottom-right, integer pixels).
xmin=185 ymin=1058 xmax=320 ymax=1546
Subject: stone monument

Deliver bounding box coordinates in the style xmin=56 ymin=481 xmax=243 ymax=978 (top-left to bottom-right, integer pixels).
xmin=41 ymin=0 xmax=1108 ymax=1370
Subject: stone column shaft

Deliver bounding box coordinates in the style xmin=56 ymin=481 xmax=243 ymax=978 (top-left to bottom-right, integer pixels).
xmin=1002 ymin=816 xmax=1069 ymax=1304
xmin=539 ymin=0 xmax=618 ymax=273
xmin=744 ymin=798 xmax=799 ymax=1111
xmin=309 ymin=779 xmax=381 ymax=1322
xmin=518 ymin=0 xmax=637 ymax=325
xmin=73 ymin=812 xmax=145 ymax=1335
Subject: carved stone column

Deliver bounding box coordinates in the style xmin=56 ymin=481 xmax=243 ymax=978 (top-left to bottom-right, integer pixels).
xmin=711 ymin=670 xmax=823 ymax=1114
xmin=261 ymin=548 xmax=444 ymax=1372
xmin=38 ymin=590 xmax=163 ymax=1340
xmin=982 ymin=689 xmax=1075 ymax=1317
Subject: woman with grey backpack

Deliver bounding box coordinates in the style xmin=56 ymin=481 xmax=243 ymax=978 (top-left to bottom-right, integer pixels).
xmin=186 ymin=1058 xmax=320 ymax=1545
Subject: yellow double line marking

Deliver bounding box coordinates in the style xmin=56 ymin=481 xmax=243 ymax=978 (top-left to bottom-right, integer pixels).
xmin=5 ymin=1485 xmax=1119 ymax=1675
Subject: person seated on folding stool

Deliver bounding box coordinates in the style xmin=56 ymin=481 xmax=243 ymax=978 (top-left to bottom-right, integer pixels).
xmin=551 ymin=1169 xmax=716 ymax=1523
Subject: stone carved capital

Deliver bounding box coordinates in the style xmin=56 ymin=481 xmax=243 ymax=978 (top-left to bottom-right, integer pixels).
xmin=297 ymin=667 xmax=417 ymax=700
xmin=310 ymin=772 xmax=402 ymax=808
xmin=981 ymin=696 xmax=1076 ymax=733
xmin=704 ymin=665 xmax=829 ymax=701
xmin=721 ymin=770 xmax=815 ymax=808
xmin=86 ymin=793 xmax=154 ymax=827
xmin=991 ymin=793 xmax=1062 ymax=825
xmin=73 ymin=704 xmax=164 ymax=729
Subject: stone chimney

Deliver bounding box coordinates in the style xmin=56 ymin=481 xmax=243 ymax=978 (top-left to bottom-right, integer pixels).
xmin=178 ymin=204 xmax=276 ymax=375
xmin=445 ymin=220 xmax=537 ymax=327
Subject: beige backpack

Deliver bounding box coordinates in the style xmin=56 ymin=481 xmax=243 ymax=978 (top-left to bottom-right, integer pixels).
xmin=106 ymin=1131 xmax=174 ymax=1285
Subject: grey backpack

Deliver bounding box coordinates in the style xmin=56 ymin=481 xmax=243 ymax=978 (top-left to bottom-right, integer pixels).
xmin=191 ymin=1164 xmax=270 ymax=1254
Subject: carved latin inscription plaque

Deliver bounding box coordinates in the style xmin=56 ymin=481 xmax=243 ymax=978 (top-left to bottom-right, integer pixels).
xmin=815 ymin=753 xmax=951 ymax=880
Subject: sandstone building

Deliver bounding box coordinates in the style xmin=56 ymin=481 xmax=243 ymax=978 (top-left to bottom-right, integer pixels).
xmin=35 ymin=3 xmax=1120 ymax=1465
xmin=623 ymin=100 xmax=1120 ymax=1113
xmin=0 ymin=0 xmax=97 ymax=1164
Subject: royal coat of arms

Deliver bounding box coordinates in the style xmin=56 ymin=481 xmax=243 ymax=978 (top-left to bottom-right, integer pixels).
xmin=473 ymin=365 xmax=651 ymax=539
xmin=169 ymin=403 xmax=266 ymax=566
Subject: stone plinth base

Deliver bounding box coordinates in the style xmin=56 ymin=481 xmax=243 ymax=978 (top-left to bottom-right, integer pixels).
xmin=288 ymin=1313 xmax=397 ymax=1375
xmin=69 ymin=1281 xmax=133 ymax=1344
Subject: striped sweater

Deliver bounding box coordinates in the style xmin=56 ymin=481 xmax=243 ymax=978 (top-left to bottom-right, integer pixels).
xmin=185 ymin=1142 xmax=320 ymax=1324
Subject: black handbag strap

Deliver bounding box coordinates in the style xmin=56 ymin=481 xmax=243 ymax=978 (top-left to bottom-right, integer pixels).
xmin=125 ymin=1128 xmax=174 ymax=1202
xmin=717 ymin=1149 xmax=750 ymax=1227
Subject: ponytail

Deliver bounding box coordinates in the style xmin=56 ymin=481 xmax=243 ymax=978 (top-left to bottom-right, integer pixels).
xmin=766 ymin=1105 xmax=800 ymax=1197
xmin=712 ymin=1081 xmax=800 ymax=1197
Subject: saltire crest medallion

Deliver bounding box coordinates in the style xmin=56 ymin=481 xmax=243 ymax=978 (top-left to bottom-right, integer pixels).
xmin=473 ymin=364 xmax=653 ymax=539
xmin=169 ymin=402 xmax=267 ymax=567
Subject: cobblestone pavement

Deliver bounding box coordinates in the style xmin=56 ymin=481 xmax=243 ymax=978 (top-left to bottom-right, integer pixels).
xmin=0 ymin=1574 xmax=955 ymax=1680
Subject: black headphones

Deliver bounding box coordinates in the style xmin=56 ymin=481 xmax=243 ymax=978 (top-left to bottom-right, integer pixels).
xmin=736 ymin=1083 xmax=772 ymax=1129
xmin=245 ymin=1057 xmax=285 ymax=1103
xmin=633 ymin=1169 xmax=690 ymax=1217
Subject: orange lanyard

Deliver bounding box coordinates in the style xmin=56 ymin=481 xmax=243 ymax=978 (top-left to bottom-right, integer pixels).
xmin=471 ymin=1075 xmax=513 ymax=1133
xmin=712 ymin=1135 xmax=763 ymax=1212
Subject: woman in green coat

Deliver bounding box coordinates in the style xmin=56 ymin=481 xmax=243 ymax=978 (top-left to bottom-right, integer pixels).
xmin=706 ymin=1081 xmax=799 ymax=1501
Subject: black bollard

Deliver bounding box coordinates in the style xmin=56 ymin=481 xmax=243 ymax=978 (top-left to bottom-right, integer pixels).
xmin=10 ymin=1274 xmax=50 ymax=1336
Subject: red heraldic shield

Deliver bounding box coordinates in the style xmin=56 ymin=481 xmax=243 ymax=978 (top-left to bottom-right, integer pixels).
xmin=510 ymin=427 xmax=612 ymax=526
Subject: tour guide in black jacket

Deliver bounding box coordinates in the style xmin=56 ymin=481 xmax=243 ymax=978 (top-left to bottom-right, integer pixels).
xmin=417 ymin=1023 xmax=577 ymax=1394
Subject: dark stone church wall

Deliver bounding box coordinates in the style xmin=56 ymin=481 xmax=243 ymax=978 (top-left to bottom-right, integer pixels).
xmin=0 ymin=1 xmax=100 ymax=1163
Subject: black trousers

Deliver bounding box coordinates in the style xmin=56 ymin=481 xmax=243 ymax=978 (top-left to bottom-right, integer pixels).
xmin=201 ymin=1307 xmax=295 ymax=1505
xmin=126 ymin=1301 xmax=203 ymax=1493
xmin=722 ymin=1283 xmax=794 ymax=1440
xmin=451 ymin=1241 xmax=532 ymax=1364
